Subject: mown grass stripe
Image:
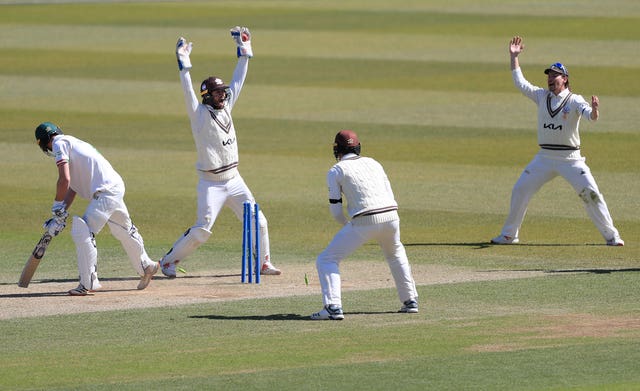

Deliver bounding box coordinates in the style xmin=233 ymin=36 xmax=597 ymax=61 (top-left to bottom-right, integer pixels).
xmin=2 ymin=75 xmax=640 ymax=133
xmin=2 ymin=24 xmax=640 ymax=68
xmin=1 ymin=2 xmax=639 ymax=40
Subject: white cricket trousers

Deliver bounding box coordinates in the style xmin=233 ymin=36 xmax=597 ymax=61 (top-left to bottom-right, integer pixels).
xmin=162 ymin=174 xmax=270 ymax=265
xmin=316 ymin=218 xmax=418 ymax=307
xmin=76 ymin=184 xmax=154 ymax=288
xmin=500 ymin=152 xmax=620 ymax=241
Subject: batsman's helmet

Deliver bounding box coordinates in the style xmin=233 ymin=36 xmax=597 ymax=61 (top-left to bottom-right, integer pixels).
xmin=200 ymin=76 xmax=229 ymax=106
xmin=35 ymin=122 xmax=63 ymax=155
xmin=333 ymin=129 xmax=361 ymax=159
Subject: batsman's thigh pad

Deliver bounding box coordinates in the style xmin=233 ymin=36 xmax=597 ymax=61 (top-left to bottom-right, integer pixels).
xmin=163 ymin=227 xmax=211 ymax=264
xmin=71 ymin=216 xmax=99 ymax=289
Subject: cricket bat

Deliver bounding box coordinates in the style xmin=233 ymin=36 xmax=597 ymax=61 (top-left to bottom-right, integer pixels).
xmin=18 ymin=232 xmax=53 ymax=288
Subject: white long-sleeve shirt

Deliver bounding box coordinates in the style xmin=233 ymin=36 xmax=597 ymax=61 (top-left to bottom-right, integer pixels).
xmin=53 ymin=135 xmax=123 ymax=199
xmin=179 ymin=56 xmax=248 ymax=180
xmin=327 ymin=154 xmax=398 ymax=223
xmin=512 ymin=67 xmax=593 ymax=149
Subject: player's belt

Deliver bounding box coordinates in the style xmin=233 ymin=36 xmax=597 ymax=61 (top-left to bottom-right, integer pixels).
xmin=539 ymin=144 xmax=580 ymax=151
xmin=352 ymin=206 xmax=398 ymax=219
xmin=203 ymin=162 xmax=239 ymax=174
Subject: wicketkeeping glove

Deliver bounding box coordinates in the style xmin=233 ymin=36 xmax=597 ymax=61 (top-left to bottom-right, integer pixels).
xmin=176 ymin=37 xmax=193 ymax=71
xmin=230 ymin=26 xmax=253 ymax=58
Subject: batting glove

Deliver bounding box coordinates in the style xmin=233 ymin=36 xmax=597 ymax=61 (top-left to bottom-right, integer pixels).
xmin=43 ymin=217 xmax=66 ymax=236
xmin=43 ymin=211 xmax=67 ymax=236
xmin=230 ymin=26 xmax=253 ymax=58
xmin=176 ymin=37 xmax=193 ymax=71
xmin=51 ymin=200 xmax=68 ymax=218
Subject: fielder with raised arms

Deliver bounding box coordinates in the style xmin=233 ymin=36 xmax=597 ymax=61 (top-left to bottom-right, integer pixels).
xmin=160 ymin=27 xmax=281 ymax=277
xmin=34 ymin=122 xmax=159 ymax=295
xmin=491 ymin=36 xmax=624 ymax=246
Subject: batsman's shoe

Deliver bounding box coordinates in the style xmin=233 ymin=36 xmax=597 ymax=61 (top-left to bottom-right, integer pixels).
xmin=310 ymin=304 xmax=344 ymax=320
xmin=161 ymin=260 xmax=177 ymax=278
xmin=606 ymin=235 xmax=625 ymax=246
xmin=491 ymin=235 xmax=520 ymax=245
xmin=399 ymin=299 xmax=419 ymax=313
xmin=68 ymin=284 xmax=95 ymax=296
xmin=137 ymin=261 xmax=159 ymax=290
xmin=261 ymin=262 xmax=282 ymax=275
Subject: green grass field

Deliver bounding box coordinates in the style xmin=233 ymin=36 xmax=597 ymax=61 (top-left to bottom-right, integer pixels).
xmin=1 ymin=1 xmax=639 ymax=390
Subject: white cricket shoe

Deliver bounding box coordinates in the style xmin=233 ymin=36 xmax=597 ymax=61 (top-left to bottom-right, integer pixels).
xmin=260 ymin=262 xmax=282 ymax=275
xmin=491 ymin=235 xmax=520 ymax=245
xmin=137 ymin=261 xmax=159 ymax=290
xmin=606 ymin=235 xmax=625 ymax=246
xmin=399 ymin=299 xmax=419 ymax=313
xmin=161 ymin=260 xmax=177 ymax=278
xmin=310 ymin=304 xmax=344 ymax=320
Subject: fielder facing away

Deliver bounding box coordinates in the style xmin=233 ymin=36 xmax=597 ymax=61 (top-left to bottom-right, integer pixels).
xmin=35 ymin=122 xmax=159 ymax=295
xmin=311 ymin=130 xmax=419 ymax=320
xmin=491 ymin=36 xmax=624 ymax=246
xmin=160 ymin=27 xmax=281 ymax=277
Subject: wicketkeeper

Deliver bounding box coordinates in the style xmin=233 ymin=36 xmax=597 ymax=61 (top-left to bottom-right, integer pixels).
xmin=160 ymin=27 xmax=281 ymax=277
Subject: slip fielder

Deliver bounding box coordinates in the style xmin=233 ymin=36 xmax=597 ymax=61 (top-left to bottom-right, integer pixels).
xmin=491 ymin=36 xmax=624 ymax=246
xmin=311 ymin=130 xmax=419 ymax=320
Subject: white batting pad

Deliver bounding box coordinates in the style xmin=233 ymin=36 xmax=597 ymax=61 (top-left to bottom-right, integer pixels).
xmin=71 ymin=216 xmax=99 ymax=290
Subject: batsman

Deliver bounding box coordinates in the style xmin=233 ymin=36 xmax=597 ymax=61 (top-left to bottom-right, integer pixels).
xmin=34 ymin=122 xmax=159 ymax=295
xmin=159 ymin=27 xmax=281 ymax=277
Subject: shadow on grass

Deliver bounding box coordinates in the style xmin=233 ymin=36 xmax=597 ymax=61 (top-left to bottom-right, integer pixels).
xmin=0 ymin=286 xmax=147 ymax=298
xmin=0 ymin=273 xmax=238 ymax=287
xmin=189 ymin=310 xmax=399 ymax=321
xmin=545 ymin=268 xmax=640 ymax=274
xmin=404 ymin=242 xmax=619 ymax=249
xmin=404 ymin=242 xmax=492 ymax=249
xmin=190 ymin=313 xmax=310 ymax=321
xmin=481 ymin=268 xmax=640 ymax=274
xmin=0 ymin=291 xmax=69 ymax=298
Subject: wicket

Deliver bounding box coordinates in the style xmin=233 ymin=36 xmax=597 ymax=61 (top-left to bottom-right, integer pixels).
xmin=241 ymin=201 xmax=260 ymax=283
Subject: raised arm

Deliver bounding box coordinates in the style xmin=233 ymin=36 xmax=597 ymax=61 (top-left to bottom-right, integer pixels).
xmin=509 ymin=36 xmax=524 ymax=70
xmin=176 ymin=37 xmax=199 ymax=116
xmin=590 ymin=95 xmax=599 ymax=121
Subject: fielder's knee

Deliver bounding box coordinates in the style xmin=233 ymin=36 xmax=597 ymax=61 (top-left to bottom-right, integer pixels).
xmin=578 ymin=187 xmax=602 ymax=205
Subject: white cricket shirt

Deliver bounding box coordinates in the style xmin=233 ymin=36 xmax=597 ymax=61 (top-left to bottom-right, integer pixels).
xmin=53 ymin=135 xmax=123 ymax=200
xmin=179 ymin=57 xmax=248 ymax=180
xmin=327 ymin=154 xmax=398 ymax=219
xmin=512 ymin=67 xmax=593 ymax=149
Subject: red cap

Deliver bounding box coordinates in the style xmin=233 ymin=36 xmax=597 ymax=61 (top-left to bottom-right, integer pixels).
xmin=334 ymin=130 xmax=360 ymax=148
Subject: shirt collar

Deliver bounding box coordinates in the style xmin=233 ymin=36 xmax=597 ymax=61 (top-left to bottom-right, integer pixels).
xmin=340 ymin=153 xmax=359 ymax=161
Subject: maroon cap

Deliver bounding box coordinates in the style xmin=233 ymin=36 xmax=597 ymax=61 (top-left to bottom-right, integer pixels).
xmin=200 ymin=76 xmax=228 ymax=96
xmin=334 ymin=130 xmax=360 ymax=148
